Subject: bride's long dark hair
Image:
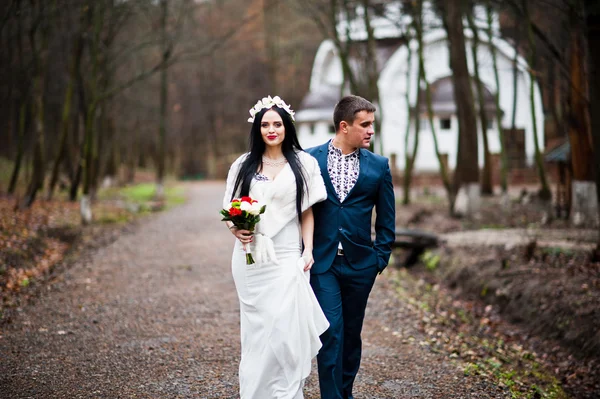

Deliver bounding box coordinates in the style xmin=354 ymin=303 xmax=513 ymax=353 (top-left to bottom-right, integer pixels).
xmin=231 ymin=106 xmax=308 ymax=222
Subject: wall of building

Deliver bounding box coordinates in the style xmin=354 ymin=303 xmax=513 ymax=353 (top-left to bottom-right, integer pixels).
xmin=297 ymin=28 xmax=545 ymax=173
xmin=379 ymin=30 xmax=544 ymax=172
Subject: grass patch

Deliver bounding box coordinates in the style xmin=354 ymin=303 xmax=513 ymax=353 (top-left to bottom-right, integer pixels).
xmin=123 ymin=183 xmax=185 ymax=207
xmin=420 ymin=250 xmax=440 ymax=271
xmin=99 ymin=182 xmax=186 ymax=211
xmin=541 ymin=247 xmax=574 ymax=256
xmin=94 ymin=206 xmax=134 ymax=225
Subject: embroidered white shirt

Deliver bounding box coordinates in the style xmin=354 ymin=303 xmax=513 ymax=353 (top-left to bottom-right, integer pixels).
xmin=327 ymin=140 xmax=360 ymax=203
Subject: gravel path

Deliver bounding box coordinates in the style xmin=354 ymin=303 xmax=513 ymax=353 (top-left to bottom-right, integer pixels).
xmin=0 ymin=182 xmax=508 ymax=399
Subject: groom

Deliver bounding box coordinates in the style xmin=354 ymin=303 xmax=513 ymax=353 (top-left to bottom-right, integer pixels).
xmin=307 ymin=95 xmax=396 ymax=399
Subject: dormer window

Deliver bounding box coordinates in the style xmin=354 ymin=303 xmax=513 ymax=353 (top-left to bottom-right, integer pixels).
xmin=440 ymin=118 xmax=451 ymax=130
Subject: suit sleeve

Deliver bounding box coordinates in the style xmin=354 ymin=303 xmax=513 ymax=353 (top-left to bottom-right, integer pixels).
xmin=373 ymin=160 xmax=396 ymax=272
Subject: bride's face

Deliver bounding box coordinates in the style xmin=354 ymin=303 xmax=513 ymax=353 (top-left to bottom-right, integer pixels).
xmin=260 ymin=109 xmax=285 ymax=148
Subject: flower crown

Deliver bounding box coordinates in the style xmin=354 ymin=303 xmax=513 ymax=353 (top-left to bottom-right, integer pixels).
xmin=248 ymin=95 xmax=295 ymax=123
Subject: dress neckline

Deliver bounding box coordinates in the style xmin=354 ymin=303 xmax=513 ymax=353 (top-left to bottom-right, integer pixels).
xmin=256 ymin=162 xmax=289 ymax=182
xmin=255 ymin=172 xmax=270 ymax=182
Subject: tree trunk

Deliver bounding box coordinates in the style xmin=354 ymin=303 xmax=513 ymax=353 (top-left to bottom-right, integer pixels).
xmin=90 ymin=105 xmax=104 ymax=201
xmin=82 ymin=102 xmax=97 ymax=199
xmin=156 ymin=0 xmax=169 ymax=201
xmin=362 ymin=0 xmax=383 ymax=154
xmin=47 ymin=68 xmax=74 ymax=200
xmin=467 ymin=12 xmax=493 ymax=196
xmin=48 ymin=10 xmax=85 ymax=200
xmin=331 ymin=0 xmax=358 ymax=94
xmin=126 ymin=120 xmax=140 ymax=184
xmin=525 ymin=0 xmax=552 ymax=201
xmin=443 ymin=0 xmax=480 ymax=217
xmin=21 ymin=84 xmax=45 ymax=208
xmin=103 ymin=117 xmax=119 ymax=182
xmin=403 ymin=63 xmax=423 ymax=205
xmin=69 ymin=113 xmax=83 ymax=202
xmin=70 ymin=159 xmax=83 ymax=201
xmin=80 ymin=0 xmax=103 ymax=222
xmin=568 ymin=14 xmax=596 ymax=225
xmin=417 ymin=1 xmax=453 ymax=210
xmin=486 ymin=6 xmax=509 ymax=195
xmin=8 ymin=103 xmax=26 ymax=194
xmin=585 ymin=0 xmax=600 ymax=258
xmin=8 ymin=0 xmax=27 ymax=196
xmin=20 ymin=0 xmax=53 ymax=209
xmin=402 ymin=34 xmax=414 ymax=205
xmin=511 ymin=25 xmax=520 ymax=131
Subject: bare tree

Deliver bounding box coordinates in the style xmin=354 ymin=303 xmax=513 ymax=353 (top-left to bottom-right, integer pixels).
xmin=413 ymin=0 xmax=453 ymax=209
xmin=403 ymin=57 xmax=422 ymax=205
xmin=523 ymin=0 xmax=552 ymax=201
xmin=402 ymin=23 xmax=417 ymax=205
xmin=485 ymin=4 xmax=509 ymax=195
xmin=7 ymin=0 xmax=29 ymax=196
xmin=47 ymin=6 xmax=86 ymax=200
xmin=440 ymin=0 xmax=480 ymax=217
xmin=585 ymin=0 xmax=600 ymax=257
xmin=466 ymin=7 xmax=493 ymax=196
xmin=155 ymin=0 xmax=170 ymax=200
xmin=565 ymin=0 xmax=596 ymax=225
xmin=20 ymin=0 xmax=54 ymax=209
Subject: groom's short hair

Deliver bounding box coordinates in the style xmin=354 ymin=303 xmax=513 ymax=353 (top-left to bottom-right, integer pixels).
xmin=333 ymin=95 xmax=376 ymax=132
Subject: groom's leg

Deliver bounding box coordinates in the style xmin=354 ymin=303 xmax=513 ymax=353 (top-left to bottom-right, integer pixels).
xmin=310 ymin=259 xmax=344 ymax=399
xmin=339 ymin=263 xmax=378 ymax=399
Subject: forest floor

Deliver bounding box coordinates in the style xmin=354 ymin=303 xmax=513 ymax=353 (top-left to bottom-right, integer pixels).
xmin=0 ymin=181 xmax=598 ymax=398
xmin=394 ymin=187 xmax=599 ymax=398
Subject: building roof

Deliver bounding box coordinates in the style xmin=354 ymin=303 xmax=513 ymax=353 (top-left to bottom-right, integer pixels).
xmin=296 ymin=84 xmax=340 ymax=123
xmin=415 ymin=76 xmax=498 ymax=117
xmin=299 ymin=84 xmax=340 ymax=111
xmin=297 ymin=38 xmax=404 ymax=122
xmin=353 ymin=38 xmax=405 ymax=74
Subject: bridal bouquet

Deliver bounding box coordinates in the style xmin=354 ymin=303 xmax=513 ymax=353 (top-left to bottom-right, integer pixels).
xmin=220 ymin=196 xmax=266 ymax=265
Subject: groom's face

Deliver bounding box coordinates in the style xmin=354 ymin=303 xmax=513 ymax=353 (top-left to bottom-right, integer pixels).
xmin=346 ymin=110 xmax=375 ymax=150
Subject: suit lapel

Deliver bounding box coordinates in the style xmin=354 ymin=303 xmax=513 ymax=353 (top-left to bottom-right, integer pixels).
xmin=345 ymin=148 xmax=370 ymax=200
xmin=316 ymin=141 xmax=340 ymax=205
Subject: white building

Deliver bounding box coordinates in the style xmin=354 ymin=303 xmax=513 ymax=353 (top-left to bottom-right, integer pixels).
xmin=296 ymin=3 xmax=544 ymax=172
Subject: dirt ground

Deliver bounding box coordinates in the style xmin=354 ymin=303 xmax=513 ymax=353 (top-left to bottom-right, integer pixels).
xmin=0 ymin=182 xmax=598 ymax=398
xmin=394 ymin=188 xmax=600 ymax=398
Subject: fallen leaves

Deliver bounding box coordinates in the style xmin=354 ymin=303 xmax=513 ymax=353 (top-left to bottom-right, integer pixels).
xmin=389 ymin=267 xmax=570 ymax=398
xmin=0 ymin=199 xmax=78 ymax=297
xmin=0 ymin=195 xmax=139 ymax=311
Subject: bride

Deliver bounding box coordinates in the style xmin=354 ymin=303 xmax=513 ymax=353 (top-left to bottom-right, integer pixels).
xmin=222 ymin=96 xmax=329 ymax=398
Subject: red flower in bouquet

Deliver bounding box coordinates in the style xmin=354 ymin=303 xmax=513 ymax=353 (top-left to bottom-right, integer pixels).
xmin=229 ymin=207 xmax=242 ymax=217
xmin=221 ymin=196 xmax=266 ymax=264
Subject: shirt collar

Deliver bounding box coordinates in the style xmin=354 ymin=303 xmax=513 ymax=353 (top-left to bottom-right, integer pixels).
xmin=329 ymin=140 xmax=359 ymax=158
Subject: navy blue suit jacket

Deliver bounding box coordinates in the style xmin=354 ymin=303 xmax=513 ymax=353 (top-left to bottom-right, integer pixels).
xmin=307 ymin=142 xmax=396 ymax=274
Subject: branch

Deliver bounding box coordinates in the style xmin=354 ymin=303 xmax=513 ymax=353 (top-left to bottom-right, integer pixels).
xmin=98 ymin=0 xmax=263 ymax=103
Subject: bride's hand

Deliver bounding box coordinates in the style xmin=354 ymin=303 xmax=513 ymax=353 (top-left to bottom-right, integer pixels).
xmin=231 ymin=228 xmax=254 ymax=244
xmin=301 ymin=249 xmax=314 ymax=272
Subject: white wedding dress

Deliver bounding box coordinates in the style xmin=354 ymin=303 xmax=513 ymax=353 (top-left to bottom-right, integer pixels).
xmin=223 ymin=151 xmax=329 ymax=399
